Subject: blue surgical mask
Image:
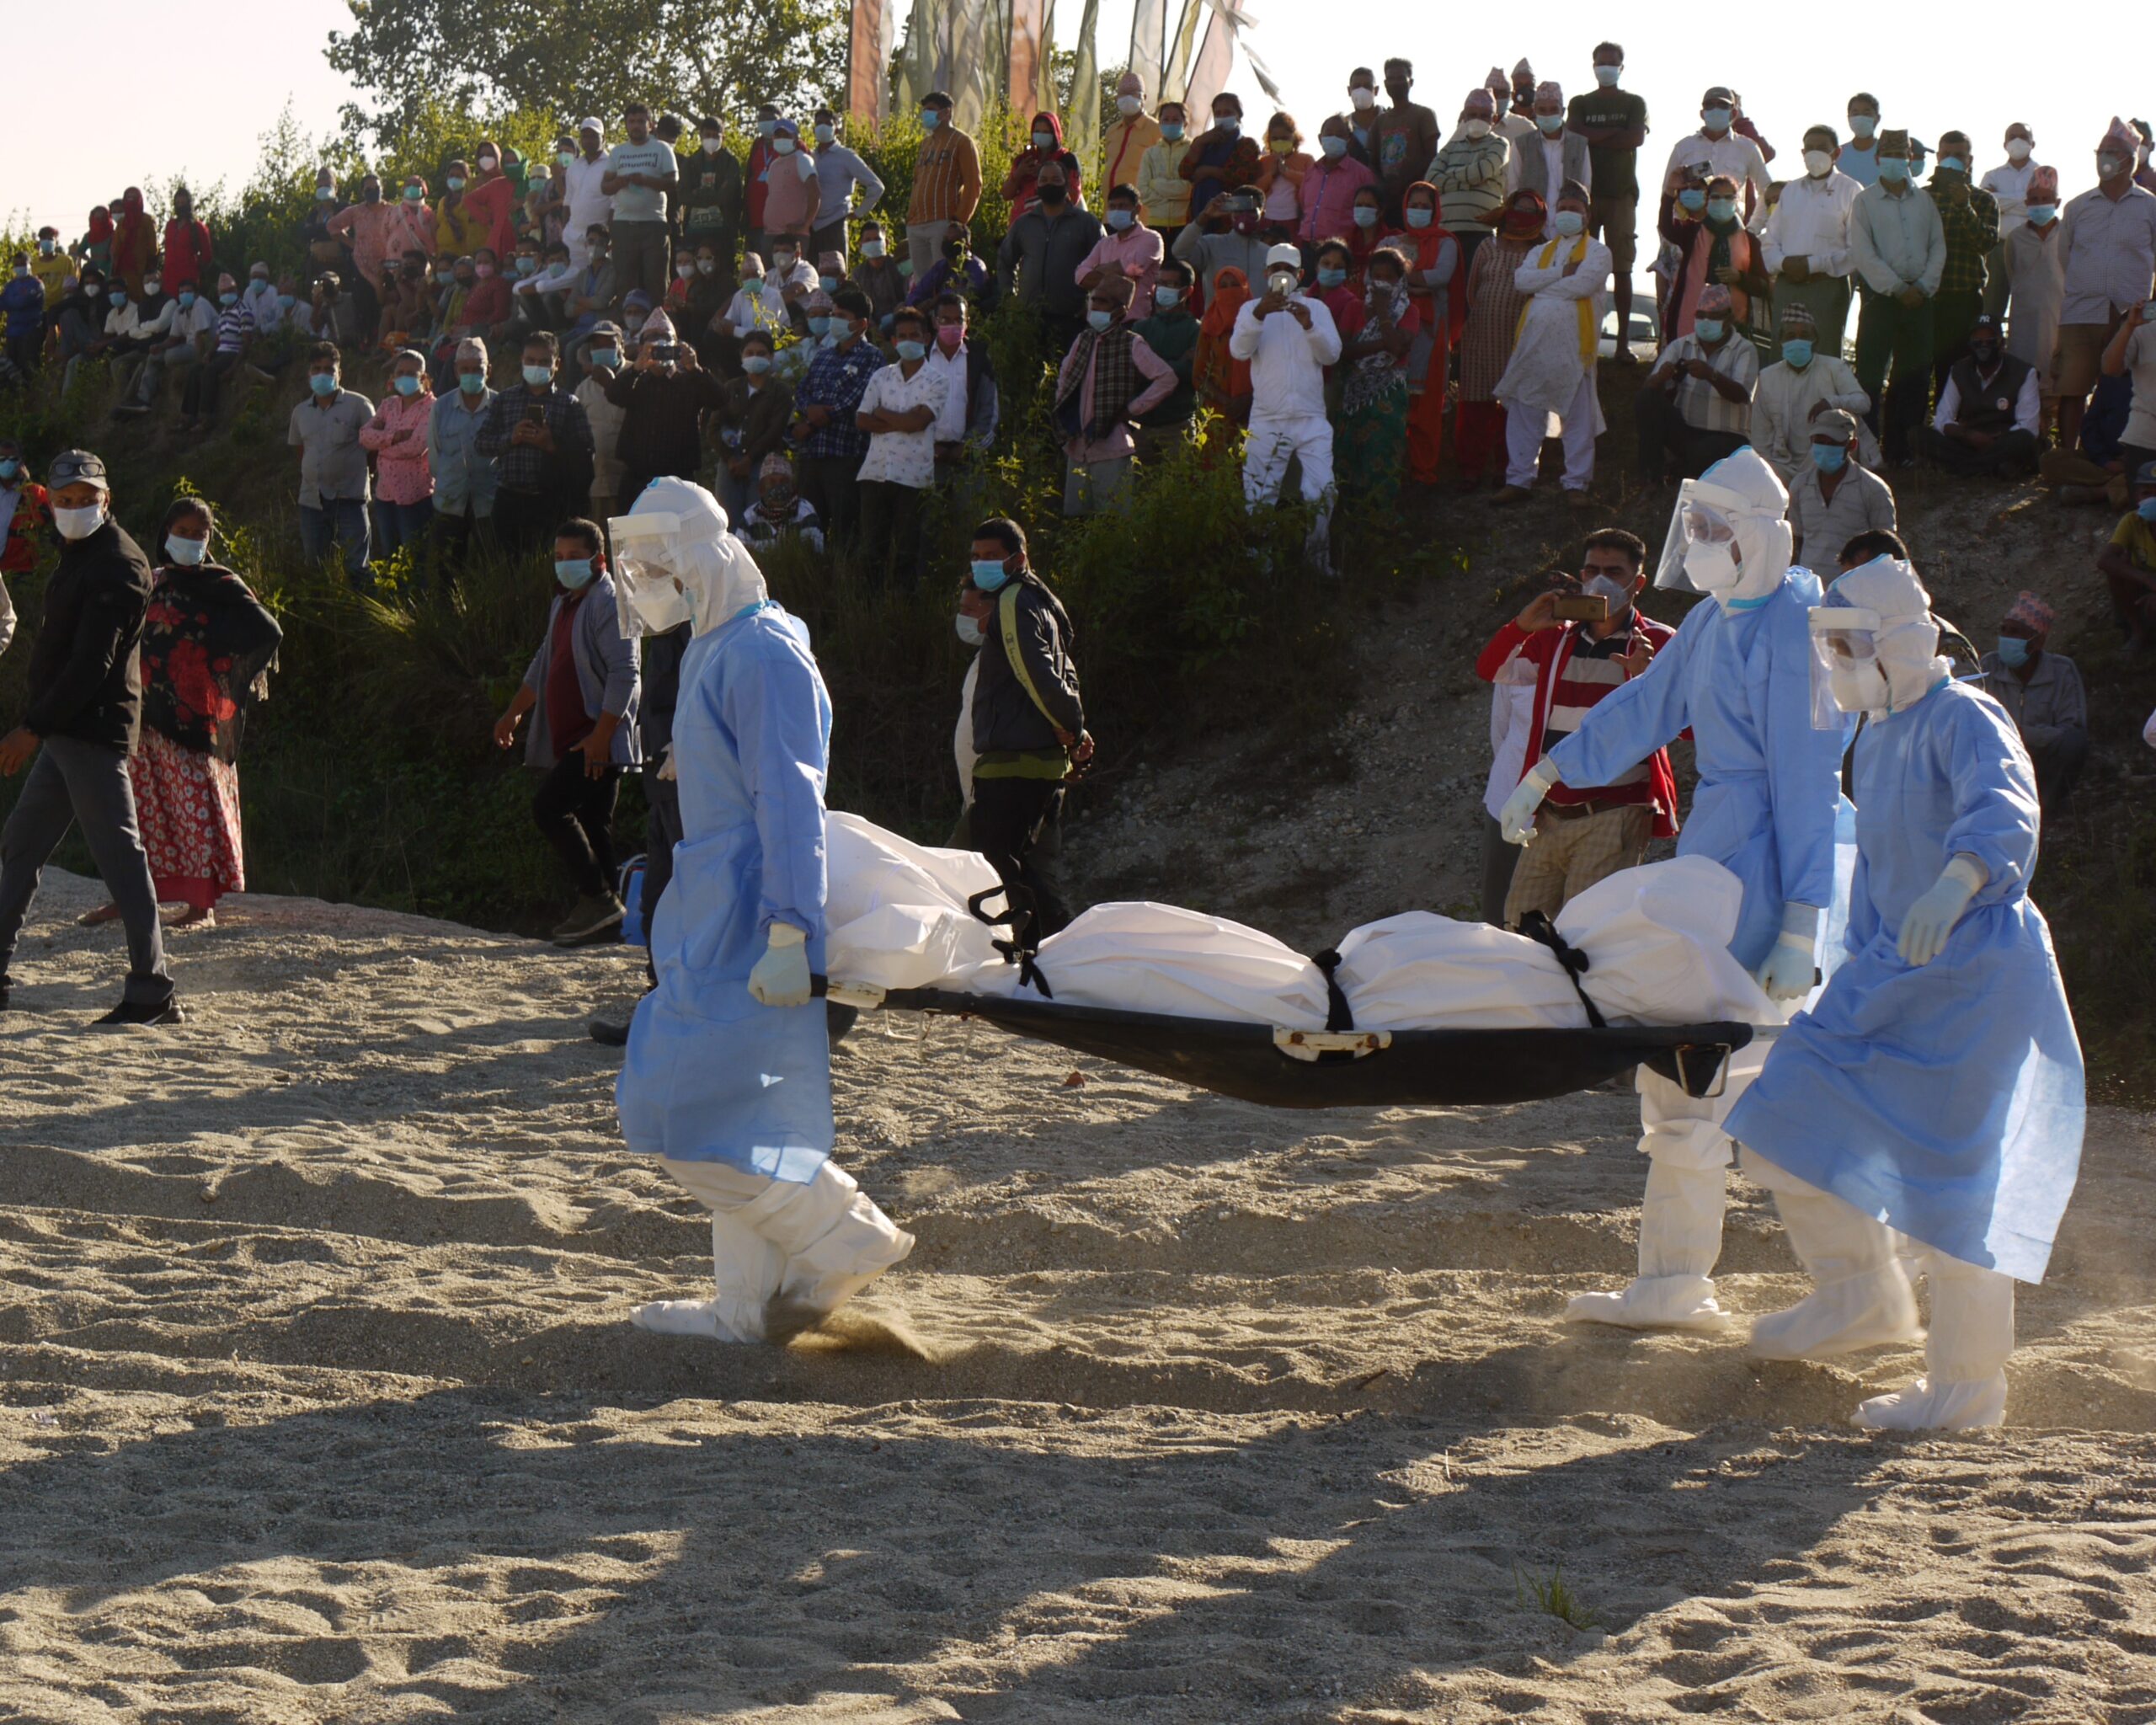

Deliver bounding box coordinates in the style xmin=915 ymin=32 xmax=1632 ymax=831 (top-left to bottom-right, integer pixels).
xmin=555 ymin=558 xmax=595 ymax=590
xmin=1405 ymin=208 xmax=1433 ymax=229
xmin=971 ymin=558 xmax=1012 ymax=591
xmin=815 ymin=123 xmax=835 ymax=143
xmin=1703 ymin=106 xmax=1732 ymax=131
xmin=459 ymin=372 xmax=487 ymax=394
xmin=178 ymin=290 xmax=196 ymax=308
xmin=1811 ymin=441 xmax=1847 ymax=473
xmin=743 ymin=353 xmax=772 ymax=374
xmin=1536 ymin=114 xmax=1564 ymax=136
xmin=278 ymin=293 xmax=296 ymax=308
xmin=1994 ymin=634 xmax=2031 ymax=667
xmin=1321 ymin=136 xmax=1347 ymax=159
xmin=1706 ymin=198 xmax=1736 ymax=223
xmin=1595 ymin=65 xmax=1622 ymax=87
xmin=308 ymin=371 xmax=339 ymax=396
xmin=590 ymin=347 xmax=619 ymax=369
xmin=1033 ymin=131 xmax=1055 ymax=149
xmin=759 ymin=118 xmax=778 ymax=136
xmin=1316 ymin=265 xmax=1347 ymax=288
xmin=1214 ymin=116 xmax=1240 ymax=136
xmin=436 ymin=270 xmax=454 ymax=285
xmin=895 ymin=338 xmax=926 ymax=360
xmin=1695 ymin=318 xmax=1725 ymax=342
xmin=2026 ymin=204 xmax=2057 ymax=225
xmin=394 ymin=374 xmax=422 ymax=396
xmin=109 ymin=290 xmax=127 ymax=305
xmin=1155 ymin=286 xmax=1182 ymax=307
xmin=808 ymin=314 xmax=831 ymax=335
xmin=446 ymin=176 xmax=466 ymax=192
xmin=166 ymin=533 xmax=208 ymax=565
xmin=1909 ymin=155 xmax=1928 ymax=178
xmin=920 ymin=109 xmax=941 ymax=129
xmin=0 ymin=460 xmax=18 ymax=481
xmin=1086 ymin=308 xmax=1114 ymax=331
xmin=219 ymin=291 xmax=237 ymax=307
xmin=1161 ymin=122 xmax=1184 ymax=141
xmin=1938 ymin=156 xmax=1965 ymax=174
xmin=956 ymin=613 xmax=985 ymax=646
xmin=1105 ymin=208 xmax=1134 ymax=231
xmin=2140 ymin=496 xmax=2156 ymax=523
xmin=1678 ymin=188 xmax=1706 ymax=212
xmin=522 ymin=364 xmax=552 ymax=387
xmin=1850 ymin=115 xmax=1878 ymax=139
xmin=1353 ymin=206 xmax=1379 ymax=228
xmin=1879 ymin=158 xmax=1909 ymax=184
xmin=1781 ymin=338 xmax=1814 ymax=368
xmin=1552 ymin=210 xmax=1584 ymax=236
xmin=819 ymin=273 xmax=841 ymax=291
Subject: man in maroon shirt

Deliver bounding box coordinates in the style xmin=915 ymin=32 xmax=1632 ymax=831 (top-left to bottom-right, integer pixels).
xmin=1474 ymin=527 xmax=1678 ymax=926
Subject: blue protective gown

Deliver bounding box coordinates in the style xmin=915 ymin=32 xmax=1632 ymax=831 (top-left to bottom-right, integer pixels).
xmin=1547 ymin=572 xmax=1851 ymax=973
xmin=617 ymin=603 xmax=837 ymax=1182
xmin=1727 ymin=679 xmax=2084 ymax=1283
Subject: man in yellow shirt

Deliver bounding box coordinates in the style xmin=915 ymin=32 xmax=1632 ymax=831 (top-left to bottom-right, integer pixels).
xmin=1101 ymin=72 xmax=1163 ymax=215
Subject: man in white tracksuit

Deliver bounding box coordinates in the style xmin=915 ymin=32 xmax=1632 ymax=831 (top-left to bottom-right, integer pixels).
xmin=1230 ymin=241 xmax=1342 ymax=562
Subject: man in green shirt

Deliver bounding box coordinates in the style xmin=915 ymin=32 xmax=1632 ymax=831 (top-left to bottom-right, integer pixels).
xmin=1567 ymin=41 xmax=1649 ymax=360
xmin=1131 ymin=259 xmax=1199 ymax=457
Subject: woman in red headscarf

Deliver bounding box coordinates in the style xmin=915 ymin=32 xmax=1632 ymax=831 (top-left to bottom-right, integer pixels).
xmin=1455 ymin=189 xmax=1547 ymax=488
xmin=112 ymin=189 xmax=158 ymax=296
xmin=1194 ymin=264 xmax=1254 ymax=457
xmin=1385 ymin=180 xmax=1458 ymax=486
xmin=1003 ymin=112 xmax=1086 ymax=220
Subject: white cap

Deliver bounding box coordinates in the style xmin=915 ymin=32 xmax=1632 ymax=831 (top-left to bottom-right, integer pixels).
xmin=577 ymin=116 xmax=604 ymax=136
xmin=1264 ymin=242 xmax=1302 ymax=270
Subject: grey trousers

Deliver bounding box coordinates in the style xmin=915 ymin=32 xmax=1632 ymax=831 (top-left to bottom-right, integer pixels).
xmin=0 ymin=736 xmax=173 ymax=1004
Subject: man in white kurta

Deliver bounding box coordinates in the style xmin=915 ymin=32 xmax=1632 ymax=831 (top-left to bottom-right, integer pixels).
xmin=1493 ymin=181 xmax=1610 ymax=503
xmin=1230 ymin=242 xmax=1343 ymax=553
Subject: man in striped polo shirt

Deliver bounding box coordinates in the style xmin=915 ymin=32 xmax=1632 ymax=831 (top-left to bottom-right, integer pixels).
xmin=1474 ymin=527 xmax=1678 ymax=926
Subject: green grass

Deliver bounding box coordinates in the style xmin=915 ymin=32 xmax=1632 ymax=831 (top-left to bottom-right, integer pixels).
xmin=1515 ymin=1562 xmax=1602 ymax=1632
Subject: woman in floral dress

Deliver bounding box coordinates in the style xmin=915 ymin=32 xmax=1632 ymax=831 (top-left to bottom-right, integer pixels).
xmin=87 ymin=499 xmax=281 ymax=931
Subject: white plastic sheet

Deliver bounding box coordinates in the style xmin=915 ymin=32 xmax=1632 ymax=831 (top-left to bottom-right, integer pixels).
xmin=1332 ymin=915 xmax=1582 ymax=1031
xmin=1006 ymin=901 xmax=1333 ymax=1028
xmin=823 ymin=813 xmax=1007 ymax=990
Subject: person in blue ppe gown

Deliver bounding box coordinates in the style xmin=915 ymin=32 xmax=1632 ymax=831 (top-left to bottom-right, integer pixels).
xmin=1499 ymin=447 xmax=1853 ymax=1330
xmin=1727 ymin=553 xmax=2084 ymax=1430
xmin=612 ymin=477 xmax=913 ymax=1343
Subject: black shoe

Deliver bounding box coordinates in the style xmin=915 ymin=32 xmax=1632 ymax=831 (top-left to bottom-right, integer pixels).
xmin=589 ymin=1015 xmax=631 ymax=1046
xmin=93 ymin=996 xmax=186 ymax=1027
xmin=0 ymin=974 xmax=13 ymax=1012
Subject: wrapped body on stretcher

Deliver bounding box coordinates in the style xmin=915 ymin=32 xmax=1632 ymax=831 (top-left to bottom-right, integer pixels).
xmin=823 ymin=813 xmax=1785 ymax=1041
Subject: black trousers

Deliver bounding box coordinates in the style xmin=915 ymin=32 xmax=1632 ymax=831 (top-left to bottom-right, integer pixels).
xmin=1917 ymin=425 xmax=2040 ymax=478
xmin=969 ymin=777 xmax=1072 ymax=945
xmin=533 ymin=754 xmax=622 ymax=897
xmin=1634 ymin=387 xmax=1749 ymax=480
xmin=798 ymin=452 xmax=865 ymax=553
xmin=857 ymin=478 xmax=924 ymax=582
xmin=493 ymin=487 xmax=558 ymax=557
xmin=181 ymin=349 xmax=242 ymax=419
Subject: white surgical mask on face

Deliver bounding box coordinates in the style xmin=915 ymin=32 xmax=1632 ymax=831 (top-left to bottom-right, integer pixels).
xmin=2006 ymin=138 xmax=2031 ymax=163
xmin=1465 ymin=119 xmax=1491 ymax=140
xmin=54 ymin=503 xmax=106 ymax=540
xmin=1350 ymin=88 xmax=1376 ymax=111
xmin=1117 ymin=95 xmax=1141 ymax=117
xmin=1829 ymin=659 xmax=1890 ymax=714
xmin=1582 ymin=573 xmax=1631 ymax=612
xmin=1804 ymin=148 xmax=1832 ymax=178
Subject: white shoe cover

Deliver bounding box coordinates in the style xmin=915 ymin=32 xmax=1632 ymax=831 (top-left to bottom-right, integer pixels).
xmin=1854 ymin=1372 xmax=2008 ymax=1431
xmin=1565 ymin=1272 xmax=1728 ymax=1330
xmin=748 ymin=1160 xmax=915 ymax=1332
xmin=631 ymin=1298 xmax=760 ymax=1342
xmin=629 ymin=1198 xmax=784 ymax=1343
xmin=1748 ymin=1268 xmax=1920 ymax=1360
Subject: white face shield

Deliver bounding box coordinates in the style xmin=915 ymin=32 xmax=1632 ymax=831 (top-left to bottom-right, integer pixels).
xmin=1808 ymin=603 xmax=1888 ymax=724
xmin=1653 ymin=451 xmax=1795 ymax=604
xmin=609 ymin=511 xmax=695 ymax=638
xmin=608 ymin=478 xmax=769 ymax=638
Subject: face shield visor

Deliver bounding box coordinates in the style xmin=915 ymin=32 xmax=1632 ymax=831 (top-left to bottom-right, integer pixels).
xmin=1808 ymin=604 xmax=1887 ymax=724
xmin=1654 ymin=477 xmax=1748 ymax=595
xmin=606 ymin=510 xmax=693 ymax=638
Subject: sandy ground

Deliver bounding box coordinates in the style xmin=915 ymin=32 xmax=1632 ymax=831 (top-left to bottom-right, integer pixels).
xmin=3 ymin=873 xmax=2154 ymax=1722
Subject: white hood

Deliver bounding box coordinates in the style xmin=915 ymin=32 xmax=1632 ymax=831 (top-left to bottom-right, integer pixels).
xmin=607 ymin=478 xmax=768 ymax=638
xmin=1813 ymin=554 xmax=1951 ymax=717
xmin=1654 ymin=446 xmax=1795 ymax=607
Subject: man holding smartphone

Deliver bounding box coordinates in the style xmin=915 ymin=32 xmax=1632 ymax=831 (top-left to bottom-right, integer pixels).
xmin=1473 ymin=527 xmax=1677 ymax=926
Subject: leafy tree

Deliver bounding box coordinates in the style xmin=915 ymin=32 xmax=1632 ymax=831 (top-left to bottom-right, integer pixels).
xmin=327 ymin=0 xmax=848 ymax=149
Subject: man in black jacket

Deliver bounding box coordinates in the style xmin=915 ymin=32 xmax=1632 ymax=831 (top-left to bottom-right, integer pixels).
xmin=0 ymin=450 xmax=179 ymax=1023
xmin=960 ymin=517 xmax=1091 ymax=946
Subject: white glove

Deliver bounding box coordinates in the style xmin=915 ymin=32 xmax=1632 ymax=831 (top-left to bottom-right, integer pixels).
xmin=1754 ymin=901 xmax=1822 ymax=1001
xmin=747 ymin=922 xmax=813 ymax=1007
xmin=1498 ymin=760 xmax=1561 ymax=846
xmin=656 ymin=744 xmax=677 ymax=783
xmin=1897 ymin=855 xmax=1986 ymax=968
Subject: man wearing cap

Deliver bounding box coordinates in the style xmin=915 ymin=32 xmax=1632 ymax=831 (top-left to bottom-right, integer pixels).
xmin=1753 ymin=303 xmax=1876 ymax=482
xmin=1981 ymin=125 xmax=2042 ymax=321
xmin=1054 ymin=279 xmax=1177 ymax=515
xmin=1763 ymin=124 xmax=1861 ymax=356
xmin=1432 ymin=89 xmax=1512 ymax=272
xmin=1849 ymin=129 xmax=1947 ymax=466
xmin=2098 ymin=460 xmax=2156 ymax=650
xmin=2053 ymin=119 xmax=2156 ymax=457
xmin=1785 ymin=408 xmax=1896 ymax=565
xmin=1662 ymin=88 xmax=1771 ymax=230
xmin=1230 ymin=244 xmax=1342 ymax=559
xmin=1512 ymin=83 xmax=1592 ymax=234
xmin=565 ymin=120 xmax=613 ymax=270
xmin=2004 ymin=168 xmax=2068 ymax=435
xmin=0 ymin=450 xmax=178 ymax=1025
xmin=1923 ymin=312 xmax=2040 ymax=476
xmin=1926 ymin=132 xmax=2001 ymax=393
xmin=1493 ymin=180 xmax=1609 ymax=506
xmin=1566 ymin=45 xmax=1646 ymax=360
xmin=1978 ymin=591 xmax=2088 ymax=813
xmin=603 ymin=103 xmax=680 ymax=306
xmin=1636 ymin=282 xmax=1758 ymax=481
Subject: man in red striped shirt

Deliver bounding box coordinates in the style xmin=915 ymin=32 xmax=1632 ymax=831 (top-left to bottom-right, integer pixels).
xmin=1475 ymin=527 xmax=1678 ymax=927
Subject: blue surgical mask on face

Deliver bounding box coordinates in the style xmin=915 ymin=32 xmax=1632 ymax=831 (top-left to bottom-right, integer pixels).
xmin=278 ymin=293 xmax=296 ymax=307
xmin=743 ymin=353 xmax=771 ymax=373
xmin=1879 ymin=158 xmax=1908 ymax=183
xmin=522 ymin=364 xmax=552 ymax=387
xmin=1703 ymin=106 xmax=1732 ymax=131
xmin=1405 ymin=208 xmax=1433 ymax=229
xmin=219 ymin=291 xmax=237 ymax=307
xmin=808 ymin=314 xmax=831 ymax=335
xmin=446 ymin=177 xmax=466 ymax=192
xmin=178 ymin=290 xmax=196 ymax=309
xmin=971 ymin=558 xmax=1012 ymax=591
xmin=1536 ymin=115 xmax=1564 ymax=136
xmin=1033 ymin=131 xmax=1055 ymax=149
xmin=2140 ymin=495 xmax=2156 ymax=523
xmin=1811 ymin=441 xmax=1847 ymax=473
xmin=459 ymin=372 xmax=486 ymax=394
xmin=1155 ymin=286 xmax=1182 ymax=307
xmin=1161 ymin=122 xmax=1184 ymax=141
xmin=1781 ymin=339 xmax=1814 ymax=368
xmin=1553 ymin=210 xmax=1585 ymax=237
xmin=895 ymin=338 xmax=926 ymax=360
xmin=920 ymin=109 xmax=941 ymax=129
xmin=0 ymin=460 xmax=18 ymax=481
xmin=1938 ymin=156 xmax=1966 ymax=174
xmin=1086 ymin=308 xmax=1114 ymax=331
xmin=1595 ymin=64 xmax=1622 ymax=87
xmin=1678 ymin=188 xmax=1706 ymax=212
xmin=395 ymin=374 xmax=422 ymax=396
xmin=1321 ymin=136 xmax=1347 ymax=158
xmin=1105 ymin=208 xmax=1134 ymax=231
xmin=1994 ymin=634 xmax=2031 ymax=667
xmin=590 ymin=347 xmax=619 ymax=369
xmin=1706 ymin=198 xmax=1736 ymax=223
xmin=815 ymin=123 xmax=835 ymax=143
xmin=1695 ymin=318 xmax=1725 ymax=342
xmin=308 ymin=371 xmax=339 ymax=396
xmin=819 ymin=273 xmax=841 ymax=291
xmin=1214 ymin=115 xmax=1240 ymax=136
xmin=1353 ymin=206 xmax=1379 ymax=228
xmin=759 ymin=119 xmax=778 ymax=136
xmin=1316 ymin=265 xmax=1347 ymax=288
xmin=2026 ymin=204 xmax=2057 ymax=225
xmin=555 ymin=558 xmax=595 ymax=590
xmin=1850 ymin=115 xmax=1878 ymax=138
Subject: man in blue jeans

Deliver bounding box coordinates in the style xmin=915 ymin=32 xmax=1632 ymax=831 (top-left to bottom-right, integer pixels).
xmin=286 ymin=341 xmax=375 ymax=581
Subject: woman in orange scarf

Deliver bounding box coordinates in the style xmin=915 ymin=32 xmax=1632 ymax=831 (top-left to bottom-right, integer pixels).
xmin=112 ymin=188 xmax=158 ymax=296
xmin=1194 ymin=264 xmax=1254 ymax=456
xmin=1385 ymin=180 xmax=1459 ymax=487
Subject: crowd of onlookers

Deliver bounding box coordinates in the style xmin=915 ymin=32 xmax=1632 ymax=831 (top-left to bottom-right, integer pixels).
xmin=5 ymin=53 xmax=2156 ymax=994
